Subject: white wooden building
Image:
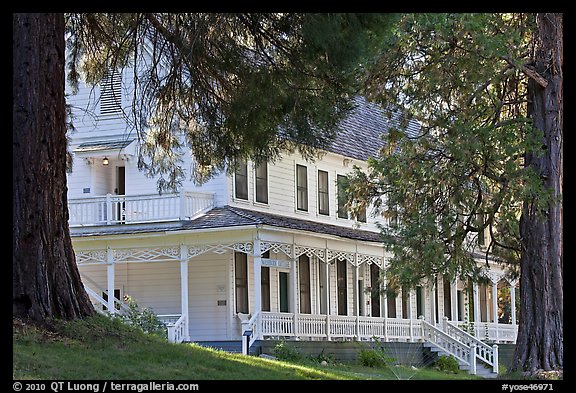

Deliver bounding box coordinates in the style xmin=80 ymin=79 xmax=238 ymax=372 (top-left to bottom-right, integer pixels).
xmin=65 ymin=67 xmax=518 ymax=376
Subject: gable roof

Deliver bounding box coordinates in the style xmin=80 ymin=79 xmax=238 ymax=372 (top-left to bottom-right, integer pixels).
xmin=325 ymin=96 xmax=420 ymax=161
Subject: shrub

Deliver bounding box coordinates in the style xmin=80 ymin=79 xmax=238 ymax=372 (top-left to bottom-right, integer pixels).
xmin=434 ymin=355 xmax=460 ymax=374
xmin=115 ymin=295 xmax=168 ymax=339
xmin=273 ymin=340 xmax=302 ymax=362
xmin=358 ymin=347 xmax=386 ymax=367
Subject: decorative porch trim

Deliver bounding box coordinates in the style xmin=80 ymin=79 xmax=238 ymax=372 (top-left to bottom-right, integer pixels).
xmin=356 ymin=254 xmax=384 ymax=269
xmin=113 ymin=246 xmax=180 ymax=263
xmin=76 ymin=249 xmax=108 ymax=265
xmin=261 ymin=241 xmax=292 ymax=257
xmin=187 ymin=242 xmax=254 ymax=258
xmin=294 ymin=245 xmax=325 ymax=262
xmin=326 ymin=250 xmax=356 ymax=265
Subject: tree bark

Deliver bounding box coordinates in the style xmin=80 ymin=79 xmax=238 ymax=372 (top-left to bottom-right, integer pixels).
xmin=512 ymin=13 xmax=563 ymax=373
xmin=13 ymin=13 xmax=94 ymax=322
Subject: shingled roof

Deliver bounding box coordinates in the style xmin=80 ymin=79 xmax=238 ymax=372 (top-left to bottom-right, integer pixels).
xmin=325 ymin=96 xmax=420 ymax=161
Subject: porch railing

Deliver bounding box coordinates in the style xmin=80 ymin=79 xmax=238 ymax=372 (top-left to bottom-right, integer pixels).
xmin=260 ymin=312 xmax=424 ymax=342
xmin=454 ymin=321 xmax=518 ymax=343
xmin=158 ymin=314 xmax=187 ymax=344
xmin=68 ymin=190 xmax=214 ymax=226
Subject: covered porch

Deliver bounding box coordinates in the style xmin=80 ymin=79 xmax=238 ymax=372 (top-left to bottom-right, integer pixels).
xmin=71 ymin=205 xmax=518 ymax=347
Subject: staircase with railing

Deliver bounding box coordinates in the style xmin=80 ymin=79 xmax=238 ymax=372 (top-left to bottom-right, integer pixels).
xmin=82 ymin=279 xmax=187 ymax=344
xmin=421 ymin=317 xmax=498 ymax=378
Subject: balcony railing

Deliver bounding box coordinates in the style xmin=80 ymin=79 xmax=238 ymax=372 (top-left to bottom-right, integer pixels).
xmin=68 ymin=191 xmax=214 ymax=226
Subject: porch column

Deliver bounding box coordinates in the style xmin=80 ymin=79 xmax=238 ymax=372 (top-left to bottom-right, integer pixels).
xmin=180 ymin=244 xmax=190 ymax=342
xmin=491 ymin=278 xmax=499 ymax=342
xmin=325 ymin=259 xmax=331 ymax=341
xmin=382 ymin=271 xmax=388 ymax=318
xmin=450 ymin=279 xmax=458 ymax=321
xmin=472 ymin=282 xmax=480 ymax=325
xmin=354 ymin=264 xmax=360 ymax=338
xmin=253 ymin=237 xmax=262 ymax=339
xmin=510 ymin=280 xmax=517 ymax=327
xmin=290 ymin=242 xmax=298 ymax=338
xmin=106 ymin=246 xmax=115 ymax=314
xmin=430 ymin=279 xmax=436 ymax=324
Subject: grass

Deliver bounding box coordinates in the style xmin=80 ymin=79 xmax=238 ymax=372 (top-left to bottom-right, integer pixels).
xmin=13 ymin=315 xmax=478 ymax=380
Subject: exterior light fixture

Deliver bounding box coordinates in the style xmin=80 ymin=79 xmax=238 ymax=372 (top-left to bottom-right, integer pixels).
xmin=102 ymin=157 xmax=109 ymax=166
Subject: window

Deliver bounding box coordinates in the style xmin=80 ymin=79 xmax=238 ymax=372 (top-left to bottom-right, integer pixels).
xmin=261 ymin=251 xmax=270 ymax=312
xmin=234 ymin=252 xmax=249 ymax=313
xmin=255 ymin=162 xmax=268 ymax=204
xmin=318 ymin=170 xmax=329 ymax=215
xmin=337 ymin=174 xmax=348 ymax=219
xmin=337 ymin=258 xmax=347 ymax=315
xmin=100 ymin=69 xmax=122 ymax=118
xmin=370 ymin=263 xmax=381 ymax=317
xmin=261 ymin=266 xmax=270 ymax=312
xmin=234 ymin=161 xmax=248 ymax=200
xmin=299 ymin=255 xmax=311 ymax=314
xmin=296 ymin=164 xmax=308 ymax=211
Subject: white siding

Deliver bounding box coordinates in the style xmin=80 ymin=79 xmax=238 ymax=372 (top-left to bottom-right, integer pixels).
xmin=188 ymin=253 xmax=230 ymax=341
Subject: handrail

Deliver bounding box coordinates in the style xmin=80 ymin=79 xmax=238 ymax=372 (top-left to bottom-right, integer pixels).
xmin=82 ymin=277 xmax=130 ymax=314
xmin=421 ymin=319 xmax=471 ymax=366
xmin=241 ymin=311 xmax=260 ymax=355
xmin=446 ymin=319 xmax=495 ymax=367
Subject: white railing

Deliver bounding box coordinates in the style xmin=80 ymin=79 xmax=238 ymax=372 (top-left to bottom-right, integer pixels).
xmin=444 ymin=319 xmax=497 ymax=372
xmin=260 ymin=313 xmax=424 ymax=342
xmin=454 ymin=321 xmax=517 ymax=343
xmin=68 ymin=190 xmax=214 ymax=226
xmin=158 ymin=314 xmax=187 ymax=344
xmin=241 ymin=312 xmax=261 ymax=354
xmin=421 ymin=319 xmax=472 ymax=366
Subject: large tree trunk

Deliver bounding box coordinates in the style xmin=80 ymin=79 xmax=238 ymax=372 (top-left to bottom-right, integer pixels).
xmin=512 ymin=13 xmax=563 ymax=373
xmin=13 ymin=13 xmax=94 ymax=322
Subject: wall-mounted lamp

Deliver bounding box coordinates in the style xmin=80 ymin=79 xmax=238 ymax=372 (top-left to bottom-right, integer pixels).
xmin=102 ymin=157 xmax=109 ymax=166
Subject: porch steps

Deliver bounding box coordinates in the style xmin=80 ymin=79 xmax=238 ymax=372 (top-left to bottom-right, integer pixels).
xmin=423 ymin=342 xmax=498 ymax=379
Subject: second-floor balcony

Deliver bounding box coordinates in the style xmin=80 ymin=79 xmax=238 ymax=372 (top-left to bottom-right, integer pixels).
xmin=68 ymin=191 xmax=215 ymax=227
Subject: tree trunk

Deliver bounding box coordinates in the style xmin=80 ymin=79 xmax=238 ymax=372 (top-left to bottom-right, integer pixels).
xmin=512 ymin=13 xmax=563 ymax=373
xmin=13 ymin=13 xmax=94 ymax=322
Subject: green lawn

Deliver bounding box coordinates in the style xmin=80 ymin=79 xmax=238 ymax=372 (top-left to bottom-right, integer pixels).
xmin=13 ymin=315 xmax=477 ymax=380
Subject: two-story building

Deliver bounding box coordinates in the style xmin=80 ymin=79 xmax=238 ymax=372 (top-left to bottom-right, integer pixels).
xmin=65 ymin=67 xmax=518 ymax=376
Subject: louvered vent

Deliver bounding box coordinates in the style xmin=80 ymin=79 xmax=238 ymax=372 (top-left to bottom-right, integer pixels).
xmin=100 ymin=70 xmax=122 ymax=118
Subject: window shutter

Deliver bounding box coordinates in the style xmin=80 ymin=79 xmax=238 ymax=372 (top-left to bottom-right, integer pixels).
xmin=100 ymin=69 xmax=122 ymax=118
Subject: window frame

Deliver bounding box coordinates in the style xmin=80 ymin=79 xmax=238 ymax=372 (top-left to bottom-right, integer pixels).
xmin=317 ymin=170 xmax=330 ymax=216
xmin=234 ymin=252 xmax=249 ymax=314
xmin=234 ymin=161 xmax=249 ymax=201
xmin=296 ymin=164 xmax=308 ymax=212
xmin=255 ymin=161 xmax=269 ymax=204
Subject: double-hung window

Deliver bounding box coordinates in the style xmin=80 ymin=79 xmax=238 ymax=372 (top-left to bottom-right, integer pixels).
xmin=234 ymin=161 xmax=248 ymax=200
xmin=296 ymin=164 xmax=308 ymax=211
xmin=255 ymin=162 xmax=268 ymax=204
xmin=318 ymin=170 xmax=329 ymax=215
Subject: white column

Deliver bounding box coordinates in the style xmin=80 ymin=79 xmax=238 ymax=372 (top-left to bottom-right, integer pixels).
xmin=290 ymin=242 xmax=298 ymax=338
xmin=382 ymin=271 xmax=388 ymax=318
xmin=180 ymin=244 xmax=189 ymax=342
xmin=253 ymin=236 xmax=262 ymax=340
xmin=106 ymin=246 xmax=115 ymax=314
xmin=491 ymin=280 xmax=498 ymax=323
xmin=430 ymin=280 xmax=436 ymax=324
xmin=472 ymin=282 xmax=480 ymax=324
xmin=510 ymin=281 xmax=517 ymax=326
xmin=354 ymin=264 xmax=360 ymax=339
xmin=450 ymin=279 xmax=458 ymax=321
